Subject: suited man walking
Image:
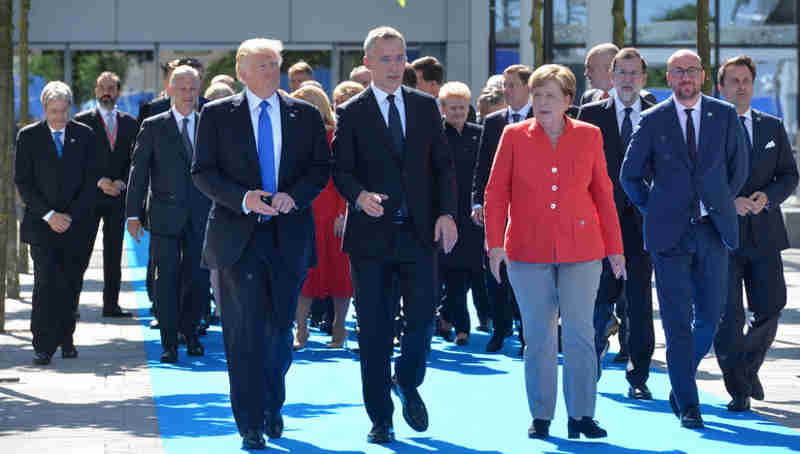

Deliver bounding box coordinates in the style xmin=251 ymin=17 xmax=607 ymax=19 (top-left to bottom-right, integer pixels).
xmin=74 ymin=71 xmax=138 ymax=318
xmin=620 ymin=49 xmax=749 ymax=428
xmin=15 ymin=81 xmax=98 ymax=365
xmin=332 ymin=26 xmax=457 ymax=444
xmin=577 ymin=48 xmax=656 ymax=399
xmin=192 ymin=38 xmax=329 ymax=450
xmin=126 ymin=66 xmax=210 ymax=363
xmin=714 ymin=55 xmax=798 ymax=412
xmin=581 ymin=43 xmax=657 ymax=106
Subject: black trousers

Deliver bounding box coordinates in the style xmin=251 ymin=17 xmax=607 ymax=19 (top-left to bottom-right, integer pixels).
xmin=470 ymin=267 xmax=490 ymax=323
xmin=714 ymin=249 xmax=785 ymax=399
xmin=218 ymin=222 xmax=304 ymax=435
xmin=30 ymin=243 xmax=83 ymax=355
xmin=82 ymin=194 xmax=126 ymax=312
xmin=485 ymin=258 xmax=518 ymax=337
xmin=350 ymin=224 xmax=437 ymax=424
xmin=440 ymin=267 xmax=472 ymax=334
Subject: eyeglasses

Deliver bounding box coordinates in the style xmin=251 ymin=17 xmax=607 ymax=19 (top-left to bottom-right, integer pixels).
xmin=613 ymin=69 xmax=643 ymax=78
xmin=668 ymin=67 xmax=702 ymax=78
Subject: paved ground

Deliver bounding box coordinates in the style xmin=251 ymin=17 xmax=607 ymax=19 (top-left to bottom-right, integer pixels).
xmin=0 ymin=229 xmax=799 ymax=453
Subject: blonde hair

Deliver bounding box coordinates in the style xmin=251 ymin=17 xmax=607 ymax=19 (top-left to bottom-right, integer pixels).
xmin=363 ymin=26 xmax=406 ymax=57
xmin=333 ymin=81 xmax=365 ymax=106
xmin=210 ymin=74 xmax=235 ymax=89
xmin=236 ymin=38 xmax=283 ymax=78
xmin=41 ymin=81 xmax=73 ymax=109
xmin=288 ymin=60 xmax=313 ymax=77
xmin=528 ymin=64 xmax=576 ymax=100
xmin=204 ymin=82 xmax=235 ymax=101
xmin=438 ymin=81 xmax=471 ymax=103
xmin=291 ymin=85 xmax=335 ymax=129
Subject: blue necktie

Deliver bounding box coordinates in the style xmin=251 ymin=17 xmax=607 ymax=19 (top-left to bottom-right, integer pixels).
xmin=53 ymin=131 xmax=63 ymax=158
xmin=258 ymin=100 xmax=276 ymax=220
xmin=740 ymin=116 xmax=753 ymax=152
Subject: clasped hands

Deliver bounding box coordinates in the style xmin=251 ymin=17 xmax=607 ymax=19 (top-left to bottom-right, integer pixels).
xmin=734 ymin=191 xmax=768 ymax=216
xmin=47 ymin=212 xmax=72 ymax=233
xmin=245 ymin=190 xmax=296 ymax=216
xmin=98 ymin=177 xmax=126 ymax=197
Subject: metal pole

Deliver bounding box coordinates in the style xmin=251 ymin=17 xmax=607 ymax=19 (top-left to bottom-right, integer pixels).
xmin=543 ymin=0 xmax=553 ymax=64
xmin=489 ymin=0 xmax=496 ymax=75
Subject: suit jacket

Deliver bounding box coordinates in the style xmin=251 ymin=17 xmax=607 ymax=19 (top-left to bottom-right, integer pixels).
xmin=137 ymin=96 xmax=208 ymax=127
xmin=332 ymin=86 xmax=456 ymax=258
xmin=74 ymin=108 xmax=138 ymax=198
xmin=192 ymin=91 xmax=329 ymax=273
xmin=581 ymin=88 xmax=658 ymax=106
xmin=15 ymin=120 xmax=98 ymax=247
xmin=126 ymin=110 xmax=211 ymax=237
xmin=737 ymin=109 xmax=799 ymax=253
xmin=620 ymin=94 xmax=749 ymax=253
xmin=576 ymin=95 xmax=655 ymax=254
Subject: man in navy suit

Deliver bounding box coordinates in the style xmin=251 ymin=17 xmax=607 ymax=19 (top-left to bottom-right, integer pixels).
xmin=192 ymin=38 xmax=329 ymax=450
xmin=620 ymin=49 xmax=749 ymax=429
xmin=714 ymin=55 xmax=798 ymax=412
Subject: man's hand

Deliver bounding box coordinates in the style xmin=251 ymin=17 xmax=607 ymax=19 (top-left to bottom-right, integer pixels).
xmin=127 ymin=218 xmax=144 ymax=243
xmin=356 ymin=191 xmax=389 ymax=217
xmin=333 ymin=214 xmax=346 ymax=238
xmin=608 ymin=254 xmax=627 ymax=280
xmin=435 ymin=215 xmax=458 ymax=254
xmin=471 ymin=206 xmax=484 ymax=226
xmin=99 ymin=177 xmax=121 ymax=197
xmin=488 ymin=247 xmax=508 ymax=283
xmin=245 ymin=190 xmax=279 ymax=216
xmin=271 ymin=192 xmax=297 ymax=214
xmin=749 ymin=191 xmax=768 ymax=215
xmin=734 ymin=196 xmax=755 ymax=216
xmin=112 ymin=179 xmax=127 ymax=193
xmin=47 ymin=212 xmax=72 ymax=233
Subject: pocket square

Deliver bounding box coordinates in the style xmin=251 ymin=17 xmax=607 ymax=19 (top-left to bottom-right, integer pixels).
xmin=765 ymin=140 xmax=776 ymax=150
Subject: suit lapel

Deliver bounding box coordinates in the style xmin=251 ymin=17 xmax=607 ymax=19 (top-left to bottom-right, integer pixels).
xmin=94 ymin=109 xmax=114 ymax=152
xmin=401 ymin=87 xmax=415 ymax=157
xmin=277 ymin=92 xmax=295 ymax=188
xmin=603 ymin=98 xmax=622 ymax=156
xmin=230 ymin=92 xmax=261 ymax=183
xmin=363 ymin=87 xmax=393 ymax=152
xmin=697 ymin=95 xmax=712 ymax=167
xmin=163 ymin=111 xmax=189 ymax=164
xmin=750 ymin=109 xmax=763 ymax=169
xmin=664 ymin=97 xmax=692 ymax=169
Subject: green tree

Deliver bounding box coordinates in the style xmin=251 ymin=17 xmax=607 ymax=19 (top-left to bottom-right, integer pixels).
xmin=71 ymin=51 xmax=129 ymax=106
xmin=612 ymin=0 xmax=625 ymax=48
xmin=203 ymin=51 xmax=239 ymax=90
xmin=696 ymin=0 xmax=712 ymax=95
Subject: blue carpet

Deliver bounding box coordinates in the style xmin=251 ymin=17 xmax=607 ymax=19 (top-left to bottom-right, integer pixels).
xmin=124 ymin=232 xmax=800 ymax=453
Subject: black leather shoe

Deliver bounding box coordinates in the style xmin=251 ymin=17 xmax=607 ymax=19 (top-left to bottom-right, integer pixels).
xmin=33 ymin=351 xmax=52 ymax=365
xmin=186 ymin=336 xmax=205 ymax=356
xmin=680 ymin=406 xmax=704 ymax=429
xmin=727 ymin=395 xmax=751 ymax=412
xmin=612 ymin=351 xmax=630 ymax=363
xmin=751 ymin=374 xmax=765 ymax=401
xmin=567 ymin=417 xmax=607 ymax=439
xmin=160 ymin=346 xmax=178 ymax=363
xmin=528 ymin=419 xmax=550 ymax=439
xmin=485 ymin=335 xmax=504 ymax=353
xmin=392 ymin=381 xmax=428 ymax=432
xmin=367 ymin=422 xmax=395 ymax=444
xmin=265 ymin=412 xmax=283 ymax=439
xmin=241 ymin=428 xmax=266 ymax=450
xmin=61 ymin=344 xmax=78 ymax=359
xmin=476 ymin=320 xmax=491 ymax=333
xmin=103 ymin=306 xmax=132 ymax=318
xmin=437 ymin=325 xmax=454 ymax=342
xmin=668 ymin=390 xmax=680 ymax=418
xmin=628 ymin=384 xmax=653 ymax=400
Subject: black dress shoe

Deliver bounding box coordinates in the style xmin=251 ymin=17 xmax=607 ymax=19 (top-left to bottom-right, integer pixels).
xmin=392 ymin=381 xmax=428 ymax=432
xmin=33 ymin=351 xmax=52 ymax=365
xmin=612 ymin=351 xmax=630 ymax=363
xmin=160 ymin=346 xmax=178 ymax=363
xmin=241 ymin=428 xmax=266 ymax=450
xmin=567 ymin=417 xmax=607 ymax=439
xmin=485 ymin=335 xmax=504 ymax=353
xmin=367 ymin=422 xmax=395 ymax=444
xmin=186 ymin=336 xmax=205 ymax=356
xmin=265 ymin=412 xmax=283 ymax=439
xmin=528 ymin=418 xmax=550 ymax=439
xmin=103 ymin=307 xmax=132 ymax=318
xmin=628 ymin=384 xmax=653 ymax=400
xmin=668 ymin=390 xmax=680 ymax=418
xmin=680 ymin=406 xmax=704 ymax=429
xmin=61 ymin=344 xmax=78 ymax=359
xmin=476 ymin=320 xmax=491 ymax=333
xmin=751 ymin=374 xmax=765 ymax=401
xmin=727 ymin=395 xmax=751 ymax=412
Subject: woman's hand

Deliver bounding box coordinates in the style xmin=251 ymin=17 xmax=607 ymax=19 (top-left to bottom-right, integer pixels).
xmin=489 ymin=247 xmax=509 ymax=283
xmin=608 ymin=254 xmax=627 ymax=280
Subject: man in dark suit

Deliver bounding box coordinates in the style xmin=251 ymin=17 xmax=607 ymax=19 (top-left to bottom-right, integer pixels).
xmin=74 ymin=71 xmax=138 ymax=318
xmin=471 ymin=64 xmax=532 ymax=353
xmin=577 ymin=48 xmax=656 ymax=400
xmin=620 ymin=49 xmax=749 ymax=429
xmin=581 ymin=42 xmax=657 ymax=106
xmin=192 ymin=38 xmax=329 ymax=450
xmin=333 ymin=26 xmax=457 ymax=444
xmin=15 ymin=81 xmax=98 ymax=365
xmin=126 ymin=66 xmax=210 ymax=364
xmin=714 ymin=55 xmax=798 ymax=412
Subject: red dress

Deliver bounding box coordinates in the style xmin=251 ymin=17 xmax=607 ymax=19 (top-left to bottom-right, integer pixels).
xmin=300 ymin=130 xmax=354 ymax=299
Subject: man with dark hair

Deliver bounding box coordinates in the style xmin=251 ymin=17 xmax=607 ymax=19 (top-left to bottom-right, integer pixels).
xmin=714 ymin=55 xmax=798 ymax=412
xmin=411 ymin=56 xmax=444 ymax=98
xmin=402 ymin=63 xmax=417 ymax=88
xmin=581 ymin=43 xmax=657 ymax=105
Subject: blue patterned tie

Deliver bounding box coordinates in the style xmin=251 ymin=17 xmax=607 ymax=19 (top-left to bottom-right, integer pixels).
xmin=258 ymin=100 xmax=276 ymax=220
xmin=53 ymin=131 xmax=63 ymax=158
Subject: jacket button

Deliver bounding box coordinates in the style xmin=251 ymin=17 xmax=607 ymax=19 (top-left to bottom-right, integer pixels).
xmin=552 ymin=185 xmax=558 ymax=191
xmin=552 ymin=167 xmax=557 ymax=173
xmin=550 ymin=203 xmax=557 ymax=209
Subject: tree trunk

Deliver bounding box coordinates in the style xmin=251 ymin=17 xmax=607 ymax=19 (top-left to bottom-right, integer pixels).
xmin=697 ymin=0 xmax=712 ymax=95
xmin=531 ymin=0 xmax=544 ymax=67
xmin=0 ymin=0 xmax=13 ymax=332
xmin=16 ymin=0 xmax=29 ymax=275
xmin=612 ymin=0 xmax=626 ymax=48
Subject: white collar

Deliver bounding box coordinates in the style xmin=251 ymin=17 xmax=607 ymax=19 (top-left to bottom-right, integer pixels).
xmin=371 ymin=83 xmax=403 ymax=105
xmin=613 ymin=91 xmax=641 ymax=114
xmin=673 ymin=95 xmax=701 ymax=114
xmin=171 ymin=106 xmax=195 ymax=124
xmin=245 ymin=87 xmax=279 ymax=113
xmin=740 ymin=107 xmax=752 ymax=121
xmin=508 ymin=102 xmax=531 ymax=118
xmin=98 ymin=105 xmax=116 ymax=118
xmin=48 ymin=125 xmax=65 ymax=135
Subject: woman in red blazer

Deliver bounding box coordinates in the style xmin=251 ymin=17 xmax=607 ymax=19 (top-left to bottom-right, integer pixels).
xmin=484 ymin=64 xmax=625 ymax=440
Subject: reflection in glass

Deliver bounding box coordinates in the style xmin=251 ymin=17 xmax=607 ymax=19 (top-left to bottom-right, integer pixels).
xmin=15 ymin=50 xmax=64 ymax=121
xmin=636 ymin=1 xmax=714 ymax=45
xmin=495 ymin=0 xmax=521 ymax=44
xmin=554 ymin=0 xmax=587 ymax=45
xmin=719 ymin=0 xmax=797 ymax=45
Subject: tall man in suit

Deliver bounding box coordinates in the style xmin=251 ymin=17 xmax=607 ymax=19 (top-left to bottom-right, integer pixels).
xmin=577 ymin=48 xmax=656 ymax=399
xmin=74 ymin=71 xmax=138 ymax=318
xmin=714 ymin=55 xmax=798 ymax=412
xmin=620 ymin=49 xmax=749 ymax=428
xmin=126 ymin=66 xmax=210 ymax=364
xmin=15 ymin=81 xmax=98 ymax=365
xmin=471 ymin=64 xmax=532 ymax=353
xmin=581 ymin=42 xmax=657 ymax=106
xmin=192 ymin=38 xmax=329 ymax=450
xmin=332 ymin=26 xmax=457 ymax=444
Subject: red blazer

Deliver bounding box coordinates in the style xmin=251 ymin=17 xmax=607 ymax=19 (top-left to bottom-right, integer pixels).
xmin=484 ymin=116 xmax=623 ymax=263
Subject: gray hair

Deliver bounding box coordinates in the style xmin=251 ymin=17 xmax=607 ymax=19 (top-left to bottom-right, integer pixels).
xmin=363 ymin=26 xmax=406 ymax=58
xmin=586 ymin=42 xmax=620 ymax=61
xmin=479 ymin=87 xmax=505 ymax=107
xmin=40 ymin=81 xmax=73 ymax=110
xmin=484 ymin=74 xmax=504 ymax=91
xmin=236 ymin=38 xmax=284 ymax=74
xmin=169 ymin=65 xmax=200 ymax=87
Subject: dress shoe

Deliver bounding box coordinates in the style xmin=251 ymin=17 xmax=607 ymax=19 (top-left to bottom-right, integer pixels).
xmin=612 ymin=351 xmax=630 ymax=363
xmin=476 ymin=319 xmax=492 ymax=333
xmin=319 ymin=320 xmax=333 ymax=335
xmin=567 ymin=417 xmax=607 ymax=439
xmin=455 ymin=332 xmax=469 ymax=346
xmin=727 ymin=395 xmax=751 ymax=412
xmin=528 ymin=418 xmax=550 ymax=439
xmin=392 ymin=381 xmax=429 ymax=432
xmin=628 ymin=384 xmax=653 ymax=400
xmin=177 ymin=333 xmax=187 ymax=345
xmin=197 ymin=323 xmax=208 ymax=336
xmin=751 ymin=374 xmax=765 ymax=401
xmin=208 ymin=315 xmax=221 ymax=326
xmin=668 ymin=390 xmax=680 ymax=418
xmin=265 ymin=412 xmax=283 ymax=439
xmin=103 ymin=306 xmax=132 ymax=318
xmin=61 ymin=344 xmax=78 ymax=359
xmin=186 ymin=336 xmax=205 ymax=356
xmin=437 ymin=322 xmax=454 ymax=342
xmin=32 ymin=351 xmax=52 ymax=365
xmin=680 ymin=406 xmax=704 ymax=429
xmin=160 ymin=346 xmax=178 ymax=363
xmin=149 ymin=319 xmax=160 ymax=329
xmin=241 ymin=428 xmax=266 ymax=450
xmin=485 ymin=335 xmax=504 ymax=353
xmin=367 ymin=422 xmax=395 ymax=444
xmin=518 ymin=345 xmax=525 ymax=357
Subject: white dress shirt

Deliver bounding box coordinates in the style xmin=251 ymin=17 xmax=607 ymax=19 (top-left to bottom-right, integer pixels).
xmin=242 ymin=87 xmax=283 ymax=214
xmin=507 ymin=102 xmax=532 ymax=123
xmin=740 ymin=107 xmax=753 ymax=146
xmin=171 ymin=105 xmax=197 ymax=150
xmin=673 ymin=96 xmax=707 ymax=216
xmin=614 ymin=92 xmax=642 ymax=134
xmin=43 ymin=125 xmax=66 ymax=221
xmin=372 ymin=82 xmax=407 ymax=136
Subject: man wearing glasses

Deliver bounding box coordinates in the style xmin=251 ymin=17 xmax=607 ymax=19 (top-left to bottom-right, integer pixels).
xmin=620 ymin=49 xmax=749 ymax=429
